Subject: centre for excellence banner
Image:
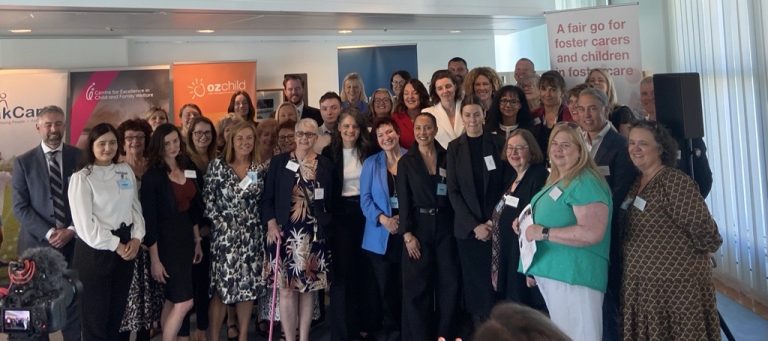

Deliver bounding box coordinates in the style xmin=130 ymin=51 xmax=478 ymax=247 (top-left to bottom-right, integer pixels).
xmin=69 ymin=68 xmax=170 ymax=149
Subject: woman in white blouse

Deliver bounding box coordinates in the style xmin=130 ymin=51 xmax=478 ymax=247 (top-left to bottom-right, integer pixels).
xmin=423 ymin=69 xmax=464 ymax=148
xmin=68 ymin=122 xmax=145 ymax=340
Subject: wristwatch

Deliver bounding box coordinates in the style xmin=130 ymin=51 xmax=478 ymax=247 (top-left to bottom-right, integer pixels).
xmin=541 ymin=227 xmax=550 ymax=241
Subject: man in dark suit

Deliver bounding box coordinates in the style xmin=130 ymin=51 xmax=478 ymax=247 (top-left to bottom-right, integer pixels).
xmin=283 ymin=74 xmax=323 ymax=125
xmin=576 ymin=88 xmax=638 ymax=341
xmin=12 ymin=105 xmax=82 ymax=341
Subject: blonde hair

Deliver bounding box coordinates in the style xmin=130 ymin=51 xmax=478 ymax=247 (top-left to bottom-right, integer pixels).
xmin=224 ymin=121 xmax=260 ymax=164
xmin=274 ymin=102 xmax=299 ymax=124
xmin=340 ymin=72 xmax=368 ymax=103
xmin=586 ymin=68 xmax=618 ymax=108
xmin=546 ymin=123 xmax=606 ymax=188
xmin=463 ymin=67 xmax=501 ymax=102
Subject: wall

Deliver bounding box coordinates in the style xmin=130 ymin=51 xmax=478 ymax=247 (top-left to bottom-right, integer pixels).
xmin=0 ymin=34 xmax=495 ymax=106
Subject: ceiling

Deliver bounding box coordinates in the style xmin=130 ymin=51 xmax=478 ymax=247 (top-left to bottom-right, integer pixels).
xmin=0 ymin=8 xmax=546 ymax=38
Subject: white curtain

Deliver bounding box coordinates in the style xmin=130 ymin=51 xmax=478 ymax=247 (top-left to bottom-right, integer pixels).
xmin=667 ymin=0 xmax=768 ymax=303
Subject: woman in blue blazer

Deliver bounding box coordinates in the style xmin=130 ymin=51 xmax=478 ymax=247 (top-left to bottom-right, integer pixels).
xmin=359 ymin=117 xmax=407 ymax=338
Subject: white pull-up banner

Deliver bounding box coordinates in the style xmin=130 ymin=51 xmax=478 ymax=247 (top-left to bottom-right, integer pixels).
xmin=545 ymin=4 xmax=642 ymax=111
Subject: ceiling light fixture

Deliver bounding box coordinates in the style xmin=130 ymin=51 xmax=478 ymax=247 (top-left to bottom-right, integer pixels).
xmin=450 ymin=30 xmax=462 ymax=34
xmin=338 ymin=30 xmax=352 ymax=34
xmin=197 ymin=29 xmax=215 ymax=34
xmin=9 ymin=29 xmax=32 ymax=33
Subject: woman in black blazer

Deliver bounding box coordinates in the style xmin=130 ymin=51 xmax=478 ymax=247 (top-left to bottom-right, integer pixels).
xmin=140 ymin=124 xmax=204 ymax=340
xmin=320 ymin=109 xmax=378 ymax=340
xmin=492 ymin=129 xmax=548 ymax=310
xmin=446 ymin=100 xmax=510 ymax=327
xmin=397 ymin=112 xmax=460 ymax=341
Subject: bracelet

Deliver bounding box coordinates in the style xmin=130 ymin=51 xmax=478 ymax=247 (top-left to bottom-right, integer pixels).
xmin=541 ymin=227 xmax=550 ymax=241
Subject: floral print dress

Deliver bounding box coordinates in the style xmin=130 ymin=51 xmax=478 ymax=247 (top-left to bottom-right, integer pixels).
xmin=265 ymin=155 xmax=330 ymax=293
xmin=204 ymin=158 xmax=266 ymax=304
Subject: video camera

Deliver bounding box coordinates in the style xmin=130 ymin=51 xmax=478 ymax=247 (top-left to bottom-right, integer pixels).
xmin=0 ymin=248 xmax=81 ymax=340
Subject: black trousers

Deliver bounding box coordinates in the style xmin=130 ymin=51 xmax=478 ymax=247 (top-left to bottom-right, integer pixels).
xmin=401 ymin=211 xmax=460 ymax=341
xmin=73 ymin=239 xmax=134 ymax=341
xmin=455 ymin=237 xmax=496 ymax=324
xmin=329 ymin=197 xmax=377 ymax=340
xmin=365 ymin=233 xmax=402 ymax=335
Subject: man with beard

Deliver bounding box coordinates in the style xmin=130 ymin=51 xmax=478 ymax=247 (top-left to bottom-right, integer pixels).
xmin=448 ymin=57 xmax=469 ymax=86
xmin=12 ymin=105 xmax=82 ymax=340
xmin=284 ymin=74 xmax=323 ymax=125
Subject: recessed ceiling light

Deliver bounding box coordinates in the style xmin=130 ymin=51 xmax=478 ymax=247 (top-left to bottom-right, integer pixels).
xmin=9 ymin=29 xmax=32 ymax=33
xmin=450 ymin=30 xmax=462 ymax=34
xmin=338 ymin=30 xmax=352 ymax=34
xmin=197 ymin=29 xmax=215 ymax=34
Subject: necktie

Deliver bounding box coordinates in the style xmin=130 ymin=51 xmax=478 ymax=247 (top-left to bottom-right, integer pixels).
xmin=47 ymin=150 xmax=67 ymax=227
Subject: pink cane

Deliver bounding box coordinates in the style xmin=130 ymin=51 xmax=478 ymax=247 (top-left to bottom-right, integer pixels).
xmin=268 ymin=237 xmax=281 ymax=341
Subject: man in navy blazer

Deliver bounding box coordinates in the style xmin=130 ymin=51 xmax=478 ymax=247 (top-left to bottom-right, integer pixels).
xmin=13 ymin=105 xmax=82 ymax=262
xmin=576 ymin=88 xmax=638 ymax=341
xmin=12 ymin=105 xmax=83 ymax=341
xmin=284 ymin=74 xmax=324 ymax=125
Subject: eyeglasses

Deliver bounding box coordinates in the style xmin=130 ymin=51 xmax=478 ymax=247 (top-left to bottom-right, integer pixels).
xmin=295 ymin=131 xmax=318 ymax=139
xmin=373 ymin=98 xmax=391 ymax=104
xmin=278 ymin=134 xmax=295 ymax=141
xmin=555 ymin=121 xmax=579 ymax=129
xmin=506 ymin=145 xmax=529 ymax=153
xmin=124 ymin=135 xmax=145 ymax=141
xmin=391 ymin=80 xmax=406 ymax=86
xmin=500 ymin=99 xmax=521 ymax=106
xmin=550 ymin=141 xmax=574 ymax=150
xmin=193 ymin=131 xmax=212 ymax=137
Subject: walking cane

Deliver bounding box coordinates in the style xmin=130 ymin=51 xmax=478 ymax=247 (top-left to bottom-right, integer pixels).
xmin=268 ymin=237 xmax=281 ymax=341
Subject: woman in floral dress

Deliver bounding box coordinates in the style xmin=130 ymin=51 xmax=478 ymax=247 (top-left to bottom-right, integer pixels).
xmin=263 ymin=118 xmax=333 ymax=341
xmin=204 ymin=121 xmax=266 ymax=341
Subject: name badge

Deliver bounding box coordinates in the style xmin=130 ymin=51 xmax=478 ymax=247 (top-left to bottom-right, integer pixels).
xmin=621 ymin=197 xmax=634 ymax=210
xmin=389 ymin=196 xmax=399 ymax=209
xmin=533 ymin=117 xmax=542 ymax=126
xmin=504 ymin=195 xmax=520 ymax=208
xmin=677 ymin=150 xmax=682 ymax=160
xmin=238 ymin=176 xmax=253 ymax=190
xmin=548 ymin=186 xmax=562 ymax=201
xmin=484 ymin=156 xmax=496 ymax=171
xmin=117 ymin=178 xmax=132 ymax=190
xmin=184 ymin=170 xmax=197 ymax=178
xmin=436 ymin=183 xmax=448 ymax=196
xmin=439 ymin=167 xmax=447 ymax=178
xmin=598 ymin=165 xmax=611 ymax=176
xmin=314 ymin=188 xmax=325 ymax=200
xmin=286 ymin=160 xmax=300 ymax=172
xmin=247 ymin=171 xmax=258 ymax=183
xmin=633 ymin=196 xmax=647 ymax=211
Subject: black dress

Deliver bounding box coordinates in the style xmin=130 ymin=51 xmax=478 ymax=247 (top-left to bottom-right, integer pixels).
xmin=141 ymin=164 xmax=204 ymax=303
xmin=494 ymin=163 xmax=548 ymax=309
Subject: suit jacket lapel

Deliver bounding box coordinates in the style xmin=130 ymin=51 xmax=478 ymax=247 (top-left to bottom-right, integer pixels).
xmin=457 ymin=135 xmax=481 ymax=216
xmin=593 ymin=130 xmax=614 ymax=166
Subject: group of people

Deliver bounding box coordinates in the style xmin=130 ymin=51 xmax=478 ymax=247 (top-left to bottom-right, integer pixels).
xmin=8 ymin=56 xmax=722 ymax=341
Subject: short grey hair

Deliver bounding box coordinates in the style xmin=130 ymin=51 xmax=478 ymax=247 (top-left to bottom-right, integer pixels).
xmin=38 ymin=105 xmax=65 ymax=118
xmin=296 ymin=118 xmax=319 ymax=134
xmin=579 ymin=87 xmax=609 ymax=108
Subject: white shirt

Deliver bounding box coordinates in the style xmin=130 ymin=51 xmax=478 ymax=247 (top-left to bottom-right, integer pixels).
xmin=341 ymin=148 xmax=362 ymax=197
xmin=296 ymin=101 xmax=306 ymax=118
xmin=68 ymin=163 xmax=145 ymax=251
xmin=423 ymin=102 xmax=464 ymax=148
xmin=581 ymin=122 xmax=614 ymax=157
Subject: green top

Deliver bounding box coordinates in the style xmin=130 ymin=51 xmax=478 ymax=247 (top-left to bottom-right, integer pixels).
xmin=522 ymin=171 xmax=613 ymax=292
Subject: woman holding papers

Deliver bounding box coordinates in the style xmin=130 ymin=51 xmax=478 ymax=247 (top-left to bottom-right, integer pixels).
xmin=488 ymin=129 xmax=548 ymax=310
xmin=359 ymin=117 xmax=407 ymax=339
xmin=517 ymin=122 xmax=612 ymax=341
xmin=620 ymin=121 xmax=722 ymax=340
xmin=397 ymin=112 xmax=460 ymax=341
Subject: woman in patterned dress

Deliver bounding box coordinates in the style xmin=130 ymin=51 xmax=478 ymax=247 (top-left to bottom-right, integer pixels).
xmin=621 ymin=121 xmax=722 ymax=340
xmin=116 ymin=118 xmax=163 ymax=341
xmin=204 ymin=121 xmax=266 ymax=341
xmin=263 ymin=118 xmax=333 ymax=341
